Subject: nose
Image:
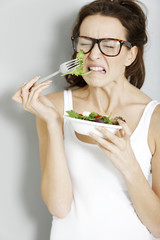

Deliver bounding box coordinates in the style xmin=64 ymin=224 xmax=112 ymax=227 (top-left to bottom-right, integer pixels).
xmin=88 ymin=43 xmax=102 ymax=60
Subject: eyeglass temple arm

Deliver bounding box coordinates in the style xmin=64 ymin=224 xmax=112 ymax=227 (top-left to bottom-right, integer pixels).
xmin=123 ymin=41 xmax=132 ymax=48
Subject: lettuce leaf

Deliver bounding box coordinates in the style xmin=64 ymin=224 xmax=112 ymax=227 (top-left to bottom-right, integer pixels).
xmin=61 ymin=50 xmax=92 ymax=76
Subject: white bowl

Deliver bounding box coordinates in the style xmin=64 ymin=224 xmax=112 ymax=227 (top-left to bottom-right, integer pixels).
xmin=63 ymin=115 xmax=122 ymax=138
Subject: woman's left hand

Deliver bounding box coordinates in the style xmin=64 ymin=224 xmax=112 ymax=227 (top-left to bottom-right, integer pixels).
xmin=89 ymin=120 xmax=138 ymax=176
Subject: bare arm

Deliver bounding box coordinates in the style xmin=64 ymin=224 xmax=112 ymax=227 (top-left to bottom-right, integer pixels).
xmin=122 ymin=105 xmax=160 ymax=238
xmin=36 ymin=116 xmax=73 ymax=218
xmin=89 ymin=105 xmax=160 ymax=238
xmin=12 ymin=77 xmax=73 ymax=218
xmin=123 ymin=156 xmax=160 ymax=238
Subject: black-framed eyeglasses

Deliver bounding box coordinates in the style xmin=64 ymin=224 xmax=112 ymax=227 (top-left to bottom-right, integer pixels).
xmin=71 ymin=36 xmax=132 ymax=57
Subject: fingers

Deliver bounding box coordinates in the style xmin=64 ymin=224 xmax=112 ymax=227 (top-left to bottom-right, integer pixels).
xmin=89 ymin=131 xmax=117 ymax=152
xmin=12 ymin=76 xmax=52 ymax=113
xmin=27 ymin=81 xmax=52 ymax=107
xmin=21 ymin=76 xmax=40 ymax=104
xmin=92 ymin=126 xmax=125 ymax=150
xmin=23 ymin=76 xmax=40 ymax=92
xmin=89 ymin=122 xmax=132 ymax=152
xmin=119 ymin=128 xmax=125 ymax=138
xmin=12 ymin=88 xmax=23 ymax=104
xmin=96 ymin=126 xmax=119 ymax=143
xmin=117 ymin=119 xmax=132 ymax=137
xmin=12 ymin=76 xmax=40 ymax=104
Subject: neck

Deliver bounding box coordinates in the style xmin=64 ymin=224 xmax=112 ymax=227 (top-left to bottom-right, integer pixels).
xmin=83 ymin=78 xmax=130 ymax=115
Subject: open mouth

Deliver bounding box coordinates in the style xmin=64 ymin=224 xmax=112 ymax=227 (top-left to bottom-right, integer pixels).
xmin=88 ymin=66 xmax=106 ymax=74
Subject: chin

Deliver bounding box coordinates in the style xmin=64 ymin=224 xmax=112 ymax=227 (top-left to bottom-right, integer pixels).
xmin=87 ymin=80 xmax=105 ymax=88
xmin=84 ymin=75 xmax=106 ymax=87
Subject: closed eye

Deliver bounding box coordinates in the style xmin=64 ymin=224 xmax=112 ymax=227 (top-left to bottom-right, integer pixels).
xmin=80 ymin=43 xmax=92 ymax=46
xmin=103 ymin=45 xmax=114 ymax=49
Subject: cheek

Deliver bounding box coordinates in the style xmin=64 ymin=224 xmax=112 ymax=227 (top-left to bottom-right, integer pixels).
xmin=83 ymin=55 xmax=88 ymax=70
xmin=108 ymin=57 xmax=126 ymax=73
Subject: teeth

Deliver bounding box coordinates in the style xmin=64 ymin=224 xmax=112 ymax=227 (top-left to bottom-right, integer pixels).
xmin=89 ymin=67 xmax=105 ymax=72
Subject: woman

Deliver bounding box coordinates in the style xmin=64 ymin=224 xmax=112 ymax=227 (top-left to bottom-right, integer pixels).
xmin=12 ymin=0 xmax=160 ymax=239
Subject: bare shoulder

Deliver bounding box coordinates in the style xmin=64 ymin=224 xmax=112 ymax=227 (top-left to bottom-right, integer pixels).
xmin=152 ymin=102 xmax=160 ymax=118
xmin=46 ymin=91 xmax=64 ymax=117
xmin=150 ymin=103 xmax=160 ymax=197
xmin=36 ymin=90 xmax=64 ymax=137
xmin=150 ymin=103 xmax=160 ymax=141
xmin=147 ymin=102 xmax=160 ymax=156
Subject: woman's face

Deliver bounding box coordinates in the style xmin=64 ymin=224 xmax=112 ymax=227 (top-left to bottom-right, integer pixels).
xmin=79 ymin=15 xmax=132 ymax=88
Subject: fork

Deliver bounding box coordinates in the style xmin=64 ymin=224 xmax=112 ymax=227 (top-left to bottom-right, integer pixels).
xmin=37 ymin=58 xmax=81 ymax=84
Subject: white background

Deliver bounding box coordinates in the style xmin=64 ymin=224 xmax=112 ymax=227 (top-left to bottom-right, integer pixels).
xmin=0 ymin=0 xmax=160 ymax=240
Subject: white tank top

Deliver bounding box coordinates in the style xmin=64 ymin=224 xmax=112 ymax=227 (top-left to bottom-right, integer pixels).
xmin=50 ymin=90 xmax=159 ymax=240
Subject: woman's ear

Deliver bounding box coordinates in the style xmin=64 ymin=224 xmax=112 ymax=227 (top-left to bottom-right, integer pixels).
xmin=125 ymin=46 xmax=138 ymax=66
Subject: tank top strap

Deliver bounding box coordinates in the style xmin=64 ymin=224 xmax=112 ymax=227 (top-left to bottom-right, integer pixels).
xmin=63 ymin=90 xmax=73 ymax=115
xmin=63 ymin=90 xmax=73 ymax=130
xmin=132 ymin=100 xmax=160 ymax=140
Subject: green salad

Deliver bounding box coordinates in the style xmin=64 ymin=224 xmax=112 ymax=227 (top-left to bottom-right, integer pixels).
xmin=62 ymin=50 xmax=92 ymax=76
xmin=66 ymin=110 xmax=125 ymax=125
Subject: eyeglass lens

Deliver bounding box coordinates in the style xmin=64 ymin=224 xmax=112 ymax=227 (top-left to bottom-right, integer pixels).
xmin=73 ymin=37 xmax=121 ymax=56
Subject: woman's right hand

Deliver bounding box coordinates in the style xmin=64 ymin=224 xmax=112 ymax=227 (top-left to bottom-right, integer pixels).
xmin=12 ymin=76 xmax=61 ymax=125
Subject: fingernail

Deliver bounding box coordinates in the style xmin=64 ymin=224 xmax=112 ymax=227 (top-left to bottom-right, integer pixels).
xmin=22 ymin=82 xmax=26 ymax=87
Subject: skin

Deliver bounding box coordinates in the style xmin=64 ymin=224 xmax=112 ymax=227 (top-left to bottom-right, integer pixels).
xmin=12 ymin=15 xmax=160 ymax=237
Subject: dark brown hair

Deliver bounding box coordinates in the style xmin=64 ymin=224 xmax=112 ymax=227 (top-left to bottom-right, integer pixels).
xmin=65 ymin=0 xmax=148 ymax=89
